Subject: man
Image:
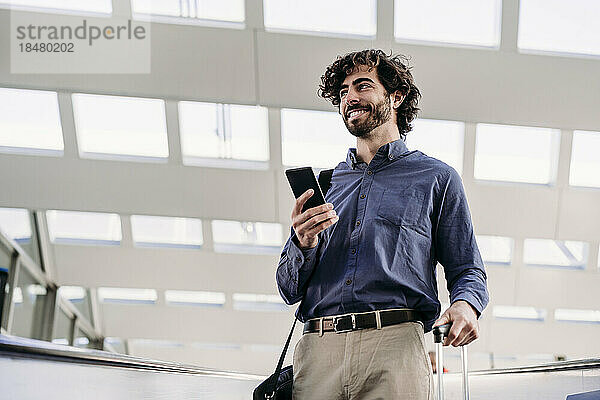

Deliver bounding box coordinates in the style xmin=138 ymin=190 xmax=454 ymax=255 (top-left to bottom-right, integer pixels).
xmin=276 ymin=49 xmax=489 ymax=399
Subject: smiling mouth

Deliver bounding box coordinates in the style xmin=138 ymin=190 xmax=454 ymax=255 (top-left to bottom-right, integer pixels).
xmin=347 ymin=108 xmax=369 ymax=121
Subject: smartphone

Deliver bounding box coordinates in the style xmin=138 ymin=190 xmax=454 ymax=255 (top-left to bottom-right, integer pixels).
xmin=285 ymin=167 xmax=327 ymax=213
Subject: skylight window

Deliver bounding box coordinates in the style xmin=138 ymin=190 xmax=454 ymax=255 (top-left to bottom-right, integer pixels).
xmin=2 ymin=0 xmax=112 ymax=14
xmin=98 ymin=287 xmax=157 ymax=304
xmin=57 ymin=286 xmax=86 ymax=302
xmin=131 ymin=0 xmax=244 ymax=23
xmin=72 ymin=94 xmax=168 ymax=161
xmin=0 ymin=88 xmax=63 ymax=155
xmin=232 ymin=293 xmax=288 ymax=312
xmin=281 ymin=108 xmax=355 ymax=169
xmin=474 ymin=124 xmax=560 ymax=184
xmin=406 ymin=119 xmax=464 ymax=175
xmin=555 ymin=309 xmax=600 ymax=324
xmin=27 ymin=284 xmax=47 ymax=296
xmin=569 ymin=130 xmax=600 ymax=188
xmin=394 ymin=0 xmax=501 ymax=47
xmin=0 ymin=208 xmax=31 ymax=243
xmin=524 ymin=239 xmax=588 ymax=269
xmin=212 ymin=220 xmax=282 ymax=255
xmin=493 ymin=305 xmax=546 ymax=321
xmin=263 ymin=0 xmax=376 ymax=38
xmin=46 ymin=210 xmax=122 ymax=245
xmin=58 ymin=286 xmax=92 ymax=320
xmin=179 ymin=101 xmax=269 ymax=167
xmin=165 ymin=290 xmax=225 ymax=307
xmin=131 ymin=215 xmax=203 ymax=249
xmin=518 ymin=0 xmax=600 ymax=57
xmin=476 ymin=235 xmax=513 ymax=265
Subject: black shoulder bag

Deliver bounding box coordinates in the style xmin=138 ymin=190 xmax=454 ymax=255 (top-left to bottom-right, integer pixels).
xmin=253 ymin=168 xmax=334 ymax=400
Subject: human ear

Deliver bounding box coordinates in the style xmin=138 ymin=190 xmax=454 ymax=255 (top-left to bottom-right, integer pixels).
xmin=391 ymin=91 xmax=405 ymax=109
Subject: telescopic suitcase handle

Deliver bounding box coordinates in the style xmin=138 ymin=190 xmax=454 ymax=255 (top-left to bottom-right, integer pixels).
xmin=433 ymin=323 xmax=451 ymax=344
xmin=432 ymin=323 xmax=470 ymax=400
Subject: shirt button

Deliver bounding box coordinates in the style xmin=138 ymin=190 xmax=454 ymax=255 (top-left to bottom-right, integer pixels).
xmin=360 ymin=194 xmax=366 ymax=199
xmin=388 ymin=155 xmax=394 ymax=160
xmin=356 ymin=220 xmax=361 ymax=226
xmin=345 ymin=279 xmax=352 ymax=285
xmin=351 ymin=249 xmax=356 ymax=254
xmin=367 ymin=170 xmax=373 ymax=175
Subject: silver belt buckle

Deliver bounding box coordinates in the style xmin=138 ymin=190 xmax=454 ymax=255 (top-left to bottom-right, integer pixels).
xmin=333 ymin=314 xmax=356 ymax=333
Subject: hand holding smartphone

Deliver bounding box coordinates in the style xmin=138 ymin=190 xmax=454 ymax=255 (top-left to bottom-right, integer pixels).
xmin=285 ymin=167 xmax=338 ymax=249
xmin=285 ymin=167 xmax=327 ymax=212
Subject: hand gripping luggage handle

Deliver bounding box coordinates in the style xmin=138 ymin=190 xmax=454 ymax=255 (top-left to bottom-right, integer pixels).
xmin=432 ymin=323 xmax=470 ymax=400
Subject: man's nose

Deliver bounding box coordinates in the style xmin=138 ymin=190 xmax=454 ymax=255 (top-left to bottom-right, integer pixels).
xmin=344 ymin=89 xmax=359 ymax=106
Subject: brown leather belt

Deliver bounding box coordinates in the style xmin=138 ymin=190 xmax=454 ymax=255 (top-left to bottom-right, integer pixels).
xmin=303 ymin=309 xmax=419 ymax=335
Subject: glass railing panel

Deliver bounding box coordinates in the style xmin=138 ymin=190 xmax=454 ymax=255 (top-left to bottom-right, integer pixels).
xmin=10 ymin=264 xmax=47 ymax=338
xmin=0 ymin=225 xmax=101 ymax=345
xmin=17 ymin=241 xmax=41 ymax=267
xmin=103 ymin=337 xmax=127 ymax=354
xmin=74 ymin=327 xmax=92 ymax=349
xmin=51 ymin=307 xmax=72 ymax=345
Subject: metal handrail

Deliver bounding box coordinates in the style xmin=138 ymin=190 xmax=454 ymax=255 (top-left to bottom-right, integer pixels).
xmin=2 ymin=333 xmax=599 ymax=382
xmin=0 ymin=334 xmax=265 ymax=381
xmin=435 ymin=357 xmax=600 ymax=378
xmin=18 ymin=249 xmax=51 ymax=288
xmin=467 ymin=357 xmax=600 ymax=376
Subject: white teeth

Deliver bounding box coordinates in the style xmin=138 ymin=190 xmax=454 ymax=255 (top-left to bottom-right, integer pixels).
xmin=348 ymin=109 xmax=367 ymax=118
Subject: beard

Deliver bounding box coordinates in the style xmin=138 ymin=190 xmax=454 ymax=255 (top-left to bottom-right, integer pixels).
xmin=343 ymin=95 xmax=393 ymax=138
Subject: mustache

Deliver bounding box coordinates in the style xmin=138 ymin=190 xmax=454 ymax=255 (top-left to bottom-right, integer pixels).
xmin=345 ymin=104 xmax=371 ymax=116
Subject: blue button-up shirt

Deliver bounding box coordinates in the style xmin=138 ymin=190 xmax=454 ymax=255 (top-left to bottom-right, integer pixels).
xmin=276 ymin=139 xmax=489 ymax=332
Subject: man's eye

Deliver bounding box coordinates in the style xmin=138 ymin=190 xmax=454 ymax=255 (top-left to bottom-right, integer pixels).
xmin=340 ymin=91 xmax=347 ymax=97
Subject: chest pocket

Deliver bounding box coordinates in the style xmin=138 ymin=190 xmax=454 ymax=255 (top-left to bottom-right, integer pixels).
xmin=376 ymin=187 xmax=425 ymax=226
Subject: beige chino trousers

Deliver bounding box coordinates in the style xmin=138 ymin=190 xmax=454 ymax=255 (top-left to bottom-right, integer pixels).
xmin=292 ymin=321 xmax=434 ymax=400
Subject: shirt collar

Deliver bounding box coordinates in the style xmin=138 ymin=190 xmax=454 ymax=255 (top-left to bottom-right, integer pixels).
xmin=345 ymin=149 xmax=360 ymax=169
xmin=345 ymin=138 xmax=410 ymax=169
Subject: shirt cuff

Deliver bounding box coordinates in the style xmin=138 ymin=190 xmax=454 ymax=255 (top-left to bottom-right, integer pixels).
xmin=284 ymin=235 xmax=320 ymax=286
xmin=451 ymin=292 xmax=484 ymax=318
xmin=288 ymin=235 xmax=319 ymax=266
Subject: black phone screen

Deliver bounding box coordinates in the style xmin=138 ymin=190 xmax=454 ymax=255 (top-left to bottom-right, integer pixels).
xmin=285 ymin=167 xmax=327 ymax=213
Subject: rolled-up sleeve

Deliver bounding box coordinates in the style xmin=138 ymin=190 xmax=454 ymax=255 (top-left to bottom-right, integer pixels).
xmin=435 ymin=168 xmax=489 ymax=316
xmin=276 ymin=228 xmax=325 ymax=305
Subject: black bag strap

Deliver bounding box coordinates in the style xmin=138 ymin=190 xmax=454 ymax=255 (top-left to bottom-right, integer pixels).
xmin=265 ymin=317 xmax=298 ymax=395
xmin=266 ymin=168 xmax=335 ymax=396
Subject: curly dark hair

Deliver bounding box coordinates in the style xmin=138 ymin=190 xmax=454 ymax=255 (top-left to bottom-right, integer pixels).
xmin=318 ymin=49 xmax=421 ymax=140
